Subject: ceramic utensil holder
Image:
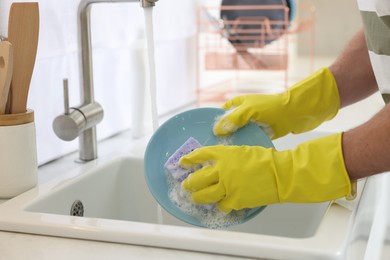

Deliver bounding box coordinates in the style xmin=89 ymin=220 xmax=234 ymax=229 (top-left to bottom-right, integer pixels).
xmin=0 ymin=109 xmax=37 ymax=199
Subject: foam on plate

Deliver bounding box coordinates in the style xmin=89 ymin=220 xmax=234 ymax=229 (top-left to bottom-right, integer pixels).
xmin=164 ymin=136 xmax=249 ymax=229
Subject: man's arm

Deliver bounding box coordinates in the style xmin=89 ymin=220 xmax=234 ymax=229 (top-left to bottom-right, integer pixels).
xmin=329 ymin=29 xmax=390 ymax=179
xmin=343 ymin=104 xmax=390 ymax=179
xmin=329 ymin=29 xmax=378 ymax=107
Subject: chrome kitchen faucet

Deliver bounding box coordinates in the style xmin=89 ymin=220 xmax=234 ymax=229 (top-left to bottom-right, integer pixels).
xmin=53 ymin=0 xmax=158 ymax=162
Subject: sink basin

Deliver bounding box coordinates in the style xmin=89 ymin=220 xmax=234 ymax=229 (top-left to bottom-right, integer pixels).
xmin=26 ymin=156 xmax=328 ymax=238
xmin=0 ymin=131 xmax=366 ymax=259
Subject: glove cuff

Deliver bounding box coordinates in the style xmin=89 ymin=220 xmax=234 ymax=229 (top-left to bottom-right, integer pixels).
xmin=287 ymin=68 xmax=341 ymax=134
xmin=275 ymin=133 xmax=353 ymax=203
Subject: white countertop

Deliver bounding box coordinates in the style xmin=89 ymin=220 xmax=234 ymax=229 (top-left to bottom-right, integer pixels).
xmin=0 ymin=231 xmax=246 ymax=260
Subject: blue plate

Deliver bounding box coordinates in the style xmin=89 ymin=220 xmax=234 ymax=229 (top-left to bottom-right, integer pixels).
xmin=144 ymin=107 xmax=274 ymax=228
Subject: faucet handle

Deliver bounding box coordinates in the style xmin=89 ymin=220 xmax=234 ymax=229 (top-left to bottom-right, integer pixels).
xmin=53 ymin=79 xmax=104 ymax=141
xmin=53 ymin=108 xmax=87 ymax=141
xmin=63 ymin=78 xmax=70 ymax=115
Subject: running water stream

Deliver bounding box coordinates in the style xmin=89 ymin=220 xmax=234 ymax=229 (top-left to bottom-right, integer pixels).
xmin=144 ymin=7 xmax=163 ymax=224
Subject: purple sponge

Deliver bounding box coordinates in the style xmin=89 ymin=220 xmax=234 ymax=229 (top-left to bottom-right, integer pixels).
xmin=164 ymin=137 xmax=202 ymax=181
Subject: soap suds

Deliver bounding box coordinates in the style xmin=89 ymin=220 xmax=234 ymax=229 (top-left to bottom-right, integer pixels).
xmin=165 ymin=135 xmax=249 ymax=229
xmin=166 ymin=170 xmax=249 ymax=229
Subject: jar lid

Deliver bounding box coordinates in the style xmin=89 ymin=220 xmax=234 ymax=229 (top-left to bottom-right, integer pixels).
xmin=0 ymin=109 xmax=34 ymax=126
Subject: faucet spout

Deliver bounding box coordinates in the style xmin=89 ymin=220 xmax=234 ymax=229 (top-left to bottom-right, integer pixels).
xmin=55 ymin=0 xmax=159 ymax=162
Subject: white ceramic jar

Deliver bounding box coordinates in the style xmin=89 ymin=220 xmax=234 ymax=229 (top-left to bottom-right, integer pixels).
xmin=0 ymin=109 xmax=38 ymax=199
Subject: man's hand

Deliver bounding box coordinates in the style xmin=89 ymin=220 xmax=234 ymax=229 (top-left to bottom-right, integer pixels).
xmin=180 ymin=133 xmax=352 ymax=212
xmin=213 ymin=68 xmax=341 ymax=139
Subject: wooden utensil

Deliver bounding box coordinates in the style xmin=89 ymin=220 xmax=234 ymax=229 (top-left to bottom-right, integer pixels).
xmin=0 ymin=41 xmax=13 ymax=114
xmin=7 ymin=3 xmax=39 ymax=114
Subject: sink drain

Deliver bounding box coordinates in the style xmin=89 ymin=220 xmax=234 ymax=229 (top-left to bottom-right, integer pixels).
xmin=70 ymin=200 xmax=84 ymax=216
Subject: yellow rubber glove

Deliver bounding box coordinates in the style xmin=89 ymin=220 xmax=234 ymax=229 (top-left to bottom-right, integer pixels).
xmin=213 ymin=68 xmax=340 ymax=139
xmin=180 ymin=133 xmax=352 ymax=212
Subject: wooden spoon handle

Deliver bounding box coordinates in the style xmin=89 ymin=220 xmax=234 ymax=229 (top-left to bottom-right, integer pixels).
xmin=7 ymin=3 xmax=39 ymax=114
xmin=0 ymin=41 xmax=13 ymax=114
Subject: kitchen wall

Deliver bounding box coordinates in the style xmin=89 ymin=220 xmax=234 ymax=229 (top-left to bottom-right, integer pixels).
xmin=0 ymin=0 xmax=197 ymax=164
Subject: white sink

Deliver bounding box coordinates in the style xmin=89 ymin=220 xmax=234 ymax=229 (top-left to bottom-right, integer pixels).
xmin=0 ymin=131 xmax=367 ymax=259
